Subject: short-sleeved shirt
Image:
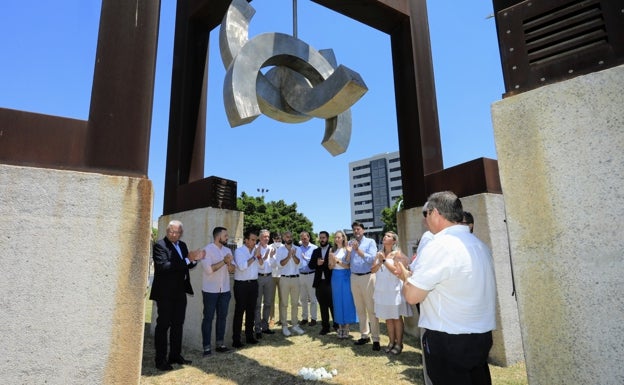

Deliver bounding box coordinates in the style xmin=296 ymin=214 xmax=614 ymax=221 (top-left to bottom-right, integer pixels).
xmin=408 ymin=225 xmax=497 ymax=334
xmin=201 ymin=242 xmax=233 ymax=293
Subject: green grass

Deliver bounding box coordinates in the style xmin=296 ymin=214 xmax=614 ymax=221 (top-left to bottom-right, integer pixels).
xmin=141 ymin=299 xmax=528 ymax=385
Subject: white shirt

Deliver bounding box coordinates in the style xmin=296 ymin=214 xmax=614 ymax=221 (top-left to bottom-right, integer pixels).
xmin=410 ymin=230 xmax=434 ymax=271
xmin=201 ymin=243 xmax=233 ymax=293
xmin=332 ymin=248 xmax=348 ymax=270
xmin=270 ymin=242 xmax=283 ymax=277
xmin=276 ymin=244 xmax=300 ymax=276
xmin=257 ymin=243 xmax=276 ymax=274
xmin=408 ymin=225 xmax=497 ymax=334
xmin=234 ymin=245 xmax=260 ymax=280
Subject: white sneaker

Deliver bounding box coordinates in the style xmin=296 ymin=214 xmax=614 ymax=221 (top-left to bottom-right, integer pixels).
xmin=292 ymin=325 xmax=305 ymax=335
xmin=282 ymin=326 xmax=291 ymax=336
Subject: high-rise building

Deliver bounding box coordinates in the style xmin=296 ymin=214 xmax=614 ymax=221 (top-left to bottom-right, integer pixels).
xmin=348 ymin=151 xmax=402 ymax=243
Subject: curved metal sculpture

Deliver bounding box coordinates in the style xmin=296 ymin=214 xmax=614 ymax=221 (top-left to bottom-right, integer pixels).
xmin=219 ymin=0 xmax=368 ymax=156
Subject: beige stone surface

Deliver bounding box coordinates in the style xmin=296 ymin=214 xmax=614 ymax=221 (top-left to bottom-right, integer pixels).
xmin=0 ymin=164 xmax=152 ymax=384
xmin=491 ymin=64 xmax=624 ymax=384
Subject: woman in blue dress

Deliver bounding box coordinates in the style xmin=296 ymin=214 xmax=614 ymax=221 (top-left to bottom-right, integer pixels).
xmin=328 ymin=230 xmax=358 ymax=338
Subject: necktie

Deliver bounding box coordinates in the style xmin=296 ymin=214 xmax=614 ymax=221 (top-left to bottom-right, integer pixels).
xmin=173 ymin=242 xmax=183 ymax=259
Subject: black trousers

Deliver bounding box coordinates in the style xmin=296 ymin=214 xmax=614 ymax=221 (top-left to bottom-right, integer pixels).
xmin=154 ymin=294 xmax=187 ymax=364
xmin=422 ymin=329 xmax=493 ymax=385
xmin=233 ymin=280 xmax=259 ymax=342
xmin=315 ymin=279 xmax=334 ymax=330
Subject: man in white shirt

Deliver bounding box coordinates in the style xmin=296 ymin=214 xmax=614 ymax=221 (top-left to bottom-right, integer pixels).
xmin=232 ymin=230 xmax=263 ymax=348
xmin=200 ymin=226 xmax=235 ymax=356
xmin=297 ymin=231 xmax=318 ymax=326
xmin=270 ymin=233 xmax=283 ymax=326
xmin=254 ymin=229 xmax=277 ymax=339
xmin=399 ymin=191 xmax=497 ymax=385
xmin=276 ymin=231 xmax=305 ymax=336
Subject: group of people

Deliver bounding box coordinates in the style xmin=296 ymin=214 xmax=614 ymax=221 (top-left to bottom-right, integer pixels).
xmin=151 ymin=191 xmax=497 ymax=385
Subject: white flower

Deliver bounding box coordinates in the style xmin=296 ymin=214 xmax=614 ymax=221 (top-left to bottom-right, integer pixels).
xmin=297 ymin=367 xmax=338 ymax=381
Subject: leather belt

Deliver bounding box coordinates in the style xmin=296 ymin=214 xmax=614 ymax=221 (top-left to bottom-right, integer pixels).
xmin=258 ymin=273 xmax=271 ymax=276
xmin=282 ymin=275 xmax=299 ymax=278
xmin=352 ymin=272 xmax=371 ymax=276
xmin=299 ymin=271 xmax=314 ymax=275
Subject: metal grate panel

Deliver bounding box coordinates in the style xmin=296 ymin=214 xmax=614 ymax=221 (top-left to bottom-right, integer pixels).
xmin=494 ymin=0 xmax=624 ymax=97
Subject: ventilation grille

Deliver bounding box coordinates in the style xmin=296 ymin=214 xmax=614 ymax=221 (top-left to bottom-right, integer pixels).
xmin=524 ymin=1 xmax=606 ymax=65
xmin=494 ymin=0 xmax=624 ymax=97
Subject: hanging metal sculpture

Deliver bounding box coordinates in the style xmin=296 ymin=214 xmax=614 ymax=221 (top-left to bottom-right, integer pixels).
xmin=219 ymin=0 xmax=368 ymax=156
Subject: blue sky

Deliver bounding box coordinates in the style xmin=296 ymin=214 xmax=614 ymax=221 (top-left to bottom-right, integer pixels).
xmin=0 ymin=1 xmax=502 ymax=234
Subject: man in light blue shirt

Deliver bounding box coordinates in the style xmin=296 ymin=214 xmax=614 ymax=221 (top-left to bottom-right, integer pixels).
xmin=348 ymin=221 xmax=380 ymax=351
xmin=298 ymin=231 xmax=318 ymax=326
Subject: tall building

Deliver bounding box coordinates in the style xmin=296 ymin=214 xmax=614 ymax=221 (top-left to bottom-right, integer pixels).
xmin=348 ymin=151 xmax=402 ymax=243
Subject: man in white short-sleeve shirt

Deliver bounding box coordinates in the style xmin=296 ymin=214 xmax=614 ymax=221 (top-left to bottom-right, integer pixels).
xmin=399 ymin=191 xmax=497 ymax=385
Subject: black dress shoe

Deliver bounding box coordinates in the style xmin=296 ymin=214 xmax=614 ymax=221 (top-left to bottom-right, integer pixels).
xmin=354 ymin=337 xmax=371 ymax=345
xmin=215 ymin=345 xmax=230 ymax=353
xmin=156 ymin=362 xmax=174 ymax=371
xmin=372 ymin=341 xmax=381 ymax=351
xmin=232 ymin=340 xmax=244 ymax=348
xmin=309 ymin=319 xmax=317 ymax=326
xmin=168 ymin=356 xmax=192 ymax=365
xmin=247 ymin=337 xmax=259 ymax=344
xmin=255 ymin=332 xmax=263 ymax=339
xmin=319 ymin=328 xmax=330 ymax=335
xmin=262 ymin=329 xmax=275 ymax=335
xmin=299 ymin=319 xmax=308 ymax=325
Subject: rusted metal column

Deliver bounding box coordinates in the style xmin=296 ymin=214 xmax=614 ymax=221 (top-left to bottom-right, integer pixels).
xmin=86 ymin=0 xmax=161 ymax=176
xmin=397 ymin=0 xmax=443 ymax=208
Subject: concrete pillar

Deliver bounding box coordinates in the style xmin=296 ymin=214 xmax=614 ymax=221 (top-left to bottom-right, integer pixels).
xmin=491 ymin=64 xmax=624 ymax=384
xmin=0 ymin=165 xmax=152 ymax=384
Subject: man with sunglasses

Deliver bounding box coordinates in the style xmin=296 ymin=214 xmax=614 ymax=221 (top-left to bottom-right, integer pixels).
xmin=399 ymin=191 xmax=496 ymax=385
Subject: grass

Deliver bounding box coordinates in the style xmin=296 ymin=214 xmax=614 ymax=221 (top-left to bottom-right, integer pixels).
xmin=141 ymin=301 xmax=528 ymax=385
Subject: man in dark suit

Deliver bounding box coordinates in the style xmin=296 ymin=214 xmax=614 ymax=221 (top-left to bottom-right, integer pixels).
xmin=309 ymin=231 xmax=335 ymax=335
xmin=150 ymin=220 xmax=205 ymax=371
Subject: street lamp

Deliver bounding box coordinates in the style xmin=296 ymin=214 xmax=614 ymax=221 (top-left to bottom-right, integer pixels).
xmin=257 ymin=188 xmax=269 ymax=198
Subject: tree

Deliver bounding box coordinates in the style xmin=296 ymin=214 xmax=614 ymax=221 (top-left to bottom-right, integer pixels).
xmin=237 ymin=192 xmax=316 ymax=244
xmin=380 ymin=195 xmax=403 ymax=234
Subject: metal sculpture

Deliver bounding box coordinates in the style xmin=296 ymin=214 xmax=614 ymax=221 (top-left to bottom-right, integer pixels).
xmin=219 ymin=0 xmax=368 ymax=156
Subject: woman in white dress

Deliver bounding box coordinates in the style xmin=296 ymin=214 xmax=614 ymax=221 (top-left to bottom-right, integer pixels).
xmin=371 ymin=231 xmax=412 ymax=354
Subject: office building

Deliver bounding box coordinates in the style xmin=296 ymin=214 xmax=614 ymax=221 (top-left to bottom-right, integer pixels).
xmin=348 ymin=151 xmax=402 ymax=243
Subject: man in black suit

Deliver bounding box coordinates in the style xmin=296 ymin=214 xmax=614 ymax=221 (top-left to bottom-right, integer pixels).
xmin=150 ymin=220 xmax=205 ymax=371
xmin=309 ymin=231 xmax=335 ymax=335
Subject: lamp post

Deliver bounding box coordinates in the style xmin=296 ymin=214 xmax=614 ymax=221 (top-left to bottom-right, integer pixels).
xmin=257 ymin=188 xmax=269 ymax=198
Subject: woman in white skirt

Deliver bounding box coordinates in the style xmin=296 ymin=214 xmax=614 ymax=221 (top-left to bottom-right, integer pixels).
xmin=371 ymin=231 xmax=412 ymax=354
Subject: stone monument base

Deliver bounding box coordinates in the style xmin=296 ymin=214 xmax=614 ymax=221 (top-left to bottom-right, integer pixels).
xmin=0 ymin=164 xmax=152 ymax=384
xmin=491 ymin=64 xmax=624 ymax=384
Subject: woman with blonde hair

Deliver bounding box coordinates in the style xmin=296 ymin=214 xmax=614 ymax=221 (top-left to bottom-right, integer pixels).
xmin=328 ymin=230 xmax=358 ymax=338
xmin=371 ymin=231 xmax=412 ymax=354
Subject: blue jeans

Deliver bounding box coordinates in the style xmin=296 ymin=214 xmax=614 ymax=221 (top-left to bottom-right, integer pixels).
xmin=201 ymin=291 xmax=231 ymax=350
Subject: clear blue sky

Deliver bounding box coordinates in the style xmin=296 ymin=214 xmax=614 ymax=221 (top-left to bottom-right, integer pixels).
xmin=0 ymin=1 xmax=502 ymax=234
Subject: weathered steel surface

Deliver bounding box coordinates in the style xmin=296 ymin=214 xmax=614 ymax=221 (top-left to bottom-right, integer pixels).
xmin=0 ymin=0 xmax=160 ymax=176
xmin=493 ymin=0 xmax=624 ymax=97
